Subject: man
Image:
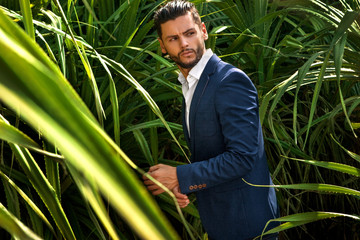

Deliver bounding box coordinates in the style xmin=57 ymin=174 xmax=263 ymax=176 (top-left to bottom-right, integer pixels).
xmin=143 ymin=1 xmax=279 ymax=239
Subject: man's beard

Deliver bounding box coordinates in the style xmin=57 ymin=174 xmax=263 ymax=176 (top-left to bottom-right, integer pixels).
xmin=168 ymin=45 xmax=205 ymax=69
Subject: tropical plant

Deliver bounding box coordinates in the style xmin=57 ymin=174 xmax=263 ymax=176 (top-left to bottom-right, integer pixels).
xmin=0 ymin=0 xmax=188 ymax=239
xmin=207 ymin=0 xmax=360 ymax=239
xmin=0 ymin=0 xmax=359 ymax=239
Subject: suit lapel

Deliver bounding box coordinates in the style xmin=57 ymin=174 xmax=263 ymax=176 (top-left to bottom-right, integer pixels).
xmin=188 ymin=55 xmax=221 ymax=152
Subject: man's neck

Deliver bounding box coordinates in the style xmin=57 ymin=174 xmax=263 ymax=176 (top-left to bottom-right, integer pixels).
xmin=177 ymin=65 xmax=192 ymax=79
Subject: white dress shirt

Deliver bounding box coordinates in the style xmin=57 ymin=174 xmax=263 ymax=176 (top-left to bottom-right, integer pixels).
xmin=178 ymin=49 xmax=213 ymax=136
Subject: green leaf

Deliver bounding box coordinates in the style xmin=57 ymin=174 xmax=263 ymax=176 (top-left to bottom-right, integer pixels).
xmin=10 ymin=145 xmax=76 ymax=240
xmin=68 ymin=165 xmax=121 ymax=240
xmin=132 ymin=128 xmax=154 ymax=166
xmin=352 ymin=122 xmax=360 ymax=129
xmin=244 ymin=179 xmax=360 ymax=197
xmin=0 ymin=202 xmax=42 ymax=240
xmin=260 ymin=212 xmax=360 ymax=236
xmin=289 ymin=157 xmax=360 ymax=177
xmin=0 ymin=116 xmax=39 ymax=149
xmin=0 ymin=8 xmax=179 ymax=239
xmin=293 ymin=52 xmax=322 ymax=144
xmin=0 ymin=115 xmax=63 ymax=160
xmin=331 ymin=134 xmax=360 ymax=164
xmin=19 ymin=0 xmax=35 ymax=40
xmin=0 ymin=170 xmax=55 ymax=234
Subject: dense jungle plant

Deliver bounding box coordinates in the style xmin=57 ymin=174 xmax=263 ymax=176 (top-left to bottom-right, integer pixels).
xmin=0 ymin=0 xmax=359 ymax=239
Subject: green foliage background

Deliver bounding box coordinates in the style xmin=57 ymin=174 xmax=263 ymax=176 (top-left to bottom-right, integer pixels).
xmin=0 ymin=0 xmax=359 ymax=239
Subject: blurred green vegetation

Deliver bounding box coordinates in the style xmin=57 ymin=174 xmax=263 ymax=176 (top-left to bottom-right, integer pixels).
xmin=0 ymin=0 xmax=359 ymax=239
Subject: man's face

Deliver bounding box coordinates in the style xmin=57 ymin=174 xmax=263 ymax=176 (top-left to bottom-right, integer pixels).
xmin=158 ymin=12 xmax=208 ymax=70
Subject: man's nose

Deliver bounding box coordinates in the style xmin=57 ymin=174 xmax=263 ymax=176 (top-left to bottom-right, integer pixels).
xmin=179 ymin=36 xmax=188 ymax=48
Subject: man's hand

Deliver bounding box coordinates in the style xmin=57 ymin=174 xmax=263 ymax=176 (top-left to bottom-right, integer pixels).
xmin=173 ymin=186 xmax=189 ymax=208
xmin=143 ymin=164 xmax=179 ymax=195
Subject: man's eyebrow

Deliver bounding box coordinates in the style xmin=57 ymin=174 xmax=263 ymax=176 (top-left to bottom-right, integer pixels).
xmin=165 ymin=34 xmax=178 ymax=40
xmin=183 ymin=28 xmax=196 ymax=34
xmin=165 ymin=28 xmax=196 ymax=40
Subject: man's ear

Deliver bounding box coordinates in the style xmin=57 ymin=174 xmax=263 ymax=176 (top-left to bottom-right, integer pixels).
xmin=201 ymin=23 xmax=208 ymax=41
xmin=158 ymin=38 xmax=167 ymax=54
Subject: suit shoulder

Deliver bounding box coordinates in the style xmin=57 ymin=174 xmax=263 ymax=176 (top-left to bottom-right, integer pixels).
xmin=215 ymin=61 xmax=254 ymax=87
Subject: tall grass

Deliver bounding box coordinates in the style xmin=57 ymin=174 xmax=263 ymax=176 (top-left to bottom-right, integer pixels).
xmin=210 ymin=1 xmax=360 ymax=239
xmin=0 ymin=0 xmax=359 ymax=239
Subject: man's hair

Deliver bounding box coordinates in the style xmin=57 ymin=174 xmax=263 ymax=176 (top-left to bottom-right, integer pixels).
xmin=154 ymin=0 xmax=201 ymax=39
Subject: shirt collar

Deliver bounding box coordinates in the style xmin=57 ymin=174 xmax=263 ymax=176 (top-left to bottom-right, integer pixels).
xmin=178 ymin=48 xmax=213 ymax=85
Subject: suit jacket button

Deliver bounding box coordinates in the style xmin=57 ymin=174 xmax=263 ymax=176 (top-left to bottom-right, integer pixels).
xmin=202 ymin=184 xmax=207 ymax=188
xmin=198 ymin=185 xmax=202 ymax=189
xmin=194 ymin=185 xmax=198 ymax=189
xmin=189 ymin=186 xmax=194 ymax=190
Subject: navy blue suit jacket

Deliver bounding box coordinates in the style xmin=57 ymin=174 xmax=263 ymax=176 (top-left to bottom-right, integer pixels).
xmin=177 ymin=54 xmax=279 ymax=239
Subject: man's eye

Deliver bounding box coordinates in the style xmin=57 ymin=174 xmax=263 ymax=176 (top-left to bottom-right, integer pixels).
xmin=187 ymin=32 xmax=195 ymax=36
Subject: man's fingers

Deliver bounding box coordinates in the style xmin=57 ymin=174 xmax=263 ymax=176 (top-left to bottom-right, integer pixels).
xmin=148 ymin=166 xmax=157 ymax=172
xmin=151 ymin=188 xmax=165 ymax=195
xmin=179 ymin=203 xmax=189 ymax=208
xmin=178 ymin=200 xmax=190 ymax=208
xmin=143 ymin=178 xmax=155 ymax=186
xmin=144 ymin=178 xmax=166 ymax=190
xmin=174 ymin=190 xmax=187 ymax=199
xmin=172 ymin=186 xmax=189 ymax=207
xmin=143 ymin=164 xmax=178 ymax=196
xmin=145 ymin=183 xmax=189 ymax=207
xmin=144 ymin=182 xmax=166 ymax=195
xmin=144 ymin=177 xmax=169 ymax=194
xmin=173 ymin=186 xmax=187 ymax=198
xmin=146 ymin=184 xmax=160 ymax=191
xmin=176 ymin=198 xmax=189 ymax=204
xmin=142 ymin=166 xmax=160 ymax=181
xmin=142 ymin=171 xmax=156 ymax=180
xmin=148 ymin=164 xmax=163 ymax=173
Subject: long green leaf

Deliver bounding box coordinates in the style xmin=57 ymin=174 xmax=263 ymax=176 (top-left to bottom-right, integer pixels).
xmin=41 ymin=9 xmax=66 ymax=75
xmin=304 ymin=10 xmax=360 ymax=147
xmin=303 ymin=53 xmax=330 ymax=149
xmin=18 ymin=0 xmax=34 ymax=40
xmin=289 ymin=157 xmax=360 ymax=177
xmin=0 ymin=202 xmax=42 ymax=240
xmin=132 ymin=128 xmax=154 ymax=165
xmin=0 ymin=115 xmax=64 ymax=161
xmin=99 ymin=54 xmax=190 ymax=163
xmin=331 ymin=134 xmax=360 ymax=163
xmin=244 ymin=179 xmax=360 ymax=197
xmin=67 ymin=164 xmax=120 ymax=240
xmin=0 ymin=8 xmax=179 ymax=239
xmin=0 ymin=7 xmax=186 ymax=163
xmin=0 ymin=117 xmax=39 ymax=150
xmin=293 ymin=52 xmax=322 ymax=144
xmin=260 ymin=212 xmax=360 ymax=237
xmin=121 ymin=119 xmax=183 ymax=134
xmin=334 ymin=35 xmax=357 ymax=138
xmin=7 ymin=142 xmax=76 ymax=239
xmin=0 ymin=170 xmax=55 ymax=234
xmin=53 ymin=0 xmax=105 ymax=125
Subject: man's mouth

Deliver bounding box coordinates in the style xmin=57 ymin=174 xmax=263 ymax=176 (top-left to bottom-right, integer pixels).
xmin=180 ymin=49 xmax=194 ymax=57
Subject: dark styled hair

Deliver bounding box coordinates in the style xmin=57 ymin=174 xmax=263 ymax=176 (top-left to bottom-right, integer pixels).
xmin=154 ymin=0 xmax=201 ymax=39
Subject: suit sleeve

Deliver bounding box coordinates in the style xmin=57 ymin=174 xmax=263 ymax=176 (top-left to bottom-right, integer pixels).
xmin=177 ymin=69 xmax=261 ymax=194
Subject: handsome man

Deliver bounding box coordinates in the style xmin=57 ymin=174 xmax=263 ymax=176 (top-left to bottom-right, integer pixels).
xmin=143 ymin=1 xmax=279 ymax=239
